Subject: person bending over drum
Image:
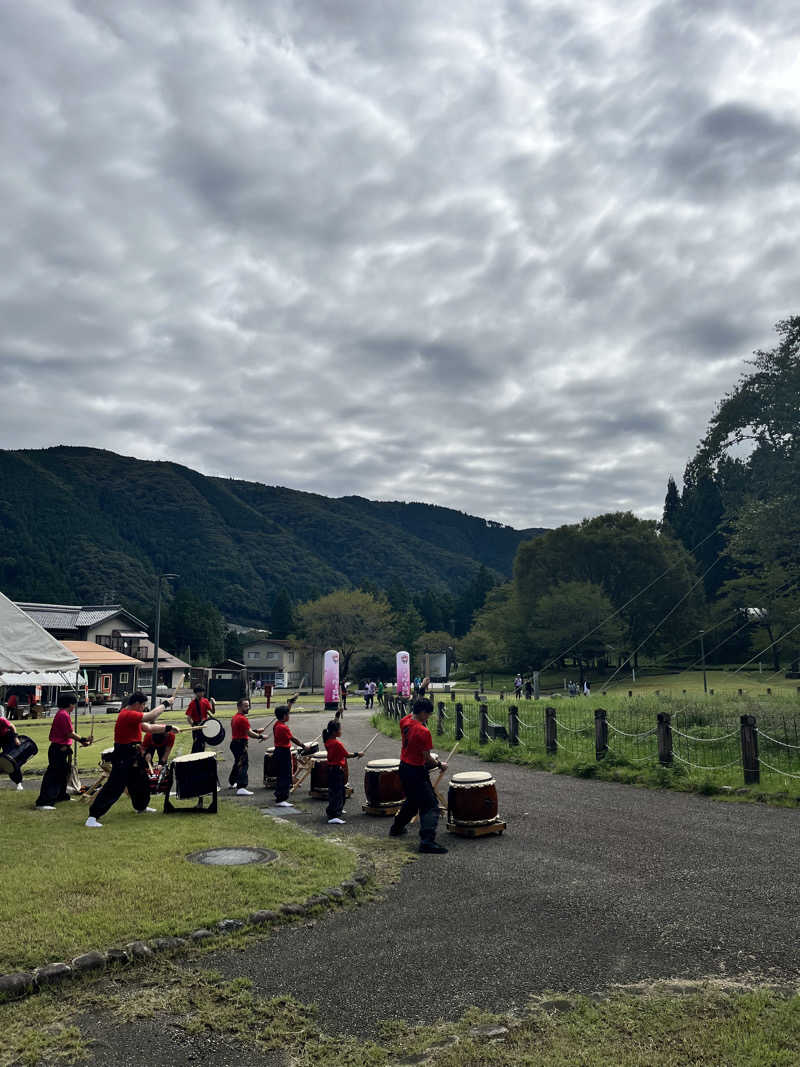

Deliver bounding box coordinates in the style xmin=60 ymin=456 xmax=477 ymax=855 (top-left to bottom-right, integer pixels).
xmin=85 ymin=691 xmax=173 ymax=828
xmin=322 ymin=718 xmax=361 ymax=824
xmin=272 ymin=704 xmax=310 ymax=808
xmin=0 ymin=713 xmax=24 ymax=791
xmin=186 ymin=685 xmax=215 ymax=754
xmin=228 ymin=698 xmax=264 ymax=796
xmin=141 ymin=724 xmax=177 ymax=769
xmin=35 ymin=693 xmax=91 ymax=808
xmin=389 ymin=697 xmax=448 ymax=854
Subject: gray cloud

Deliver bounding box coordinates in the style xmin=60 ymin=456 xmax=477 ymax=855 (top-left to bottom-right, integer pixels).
xmin=1 ymin=0 xmax=798 ymax=532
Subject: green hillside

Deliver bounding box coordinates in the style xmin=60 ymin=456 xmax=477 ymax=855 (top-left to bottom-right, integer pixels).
xmin=0 ymin=447 xmax=545 ymax=624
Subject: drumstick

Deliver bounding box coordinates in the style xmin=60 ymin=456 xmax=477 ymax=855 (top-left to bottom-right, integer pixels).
xmin=359 ymin=733 xmax=380 ymax=756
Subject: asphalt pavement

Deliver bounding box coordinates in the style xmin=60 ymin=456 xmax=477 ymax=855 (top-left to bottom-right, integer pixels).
xmin=199 ymin=706 xmax=800 ymax=1036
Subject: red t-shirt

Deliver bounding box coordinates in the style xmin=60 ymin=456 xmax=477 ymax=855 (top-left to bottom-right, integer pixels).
xmin=49 ymin=708 xmax=74 ymax=747
xmin=115 ymin=707 xmax=144 ymax=745
xmin=142 ymin=730 xmax=174 ymax=753
xmin=231 ymin=712 xmax=251 ymax=740
xmin=399 ymin=713 xmax=414 ymax=733
xmin=273 ymin=720 xmax=292 ymax=748
xmin=0 ymin=716 xmax=15 ymax=740
xmin=401 ymin=719 xmax=433 ymax=767
xmin=6 ymin=695 xmax=18 ymax=710
xmin=187 ymin=697 xmax=212 ymax=724
xmin=325 ymin=737 xmax=348 ymax=768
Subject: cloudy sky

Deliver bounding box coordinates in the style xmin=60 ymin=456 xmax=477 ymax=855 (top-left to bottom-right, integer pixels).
xmin=2 ymin=1 xmax=798 ymax=529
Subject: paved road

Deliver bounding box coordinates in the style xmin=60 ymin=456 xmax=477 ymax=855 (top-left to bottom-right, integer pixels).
xmin=200 ymin=708 xmax=800 ymax=1036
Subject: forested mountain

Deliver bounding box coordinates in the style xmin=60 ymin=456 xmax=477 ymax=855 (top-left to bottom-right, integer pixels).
xmin=0 ymin=446 xmax=545 ymax=625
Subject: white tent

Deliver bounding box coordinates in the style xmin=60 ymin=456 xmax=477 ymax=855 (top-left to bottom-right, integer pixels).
xmin=0 ymin=590 xmax=81 ymax=685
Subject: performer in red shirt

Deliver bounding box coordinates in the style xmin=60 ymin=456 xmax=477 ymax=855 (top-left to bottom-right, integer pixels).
xmin=186 ymin=685 xmax=215 ymax=753
xmin=141 ymin=724 xmax=177 ymax=768
xmin=389 ymin=698 xmax=448 ymax=853
xmin=35 ymin=693 xmax=90 ymax=807
xmin=0 ymin=713 xmax=25 ymax=790
xmin=272 ymin=704 xmax=310 ymax=807
xmin=85 ymin=691 xmax=173 ymax=828
xmin=322 ymin=718 xmax=362 ymax=824
xmin=5 ymin=693 xmax=19 ymax=720
xmin=228 ymin=698 xmax=264 ymax=796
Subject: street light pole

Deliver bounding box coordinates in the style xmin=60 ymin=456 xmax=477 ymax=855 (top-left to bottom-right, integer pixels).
xmin=699 ymin=630 xmax=707 ymax=695
xmin=151 ymin=573 xmax=178 ymax=709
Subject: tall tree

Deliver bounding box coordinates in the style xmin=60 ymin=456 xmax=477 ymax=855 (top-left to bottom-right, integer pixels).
xmin=270 ymin=588 xmax=295 ymax=640
xmin=295 ymin=589 xmax=395 ymax=680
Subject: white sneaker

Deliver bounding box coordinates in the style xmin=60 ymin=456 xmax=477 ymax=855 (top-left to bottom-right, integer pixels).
xmin=39 ymin=805 xmax=56 ymax=811
xmin=16 ymin=782 xmax=23 ymax=791
xmin=236 ymin=788 xmax=254 ymax=796
xmin=137 ymin=807 xmax=156 ymax=814
xmin=85 ymin=816 xmax=103 ymax=828
xmin=328 ymin=817 xmax=345 ymax=824
xmin=275 ymin=800 xmax=294 ymax=807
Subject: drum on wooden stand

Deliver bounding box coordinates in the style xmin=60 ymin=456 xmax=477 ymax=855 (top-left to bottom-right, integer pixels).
xmin=362 ymin=758 xmax=404 ymax=816
xmin=309 ymin=752 xmax=351 ymax=799
xmin=100 ymin=747 xmax=115 ymax=773
xmin=262 ymin=746 xmax=299 ymax=788
xmin=200 ymin=717 xmax=226 ymax=746
xmin=164 ymin=751 xmax=219 ymax=814
xmin=446 ymin=770 xmax=506 ymax=837
xmin=0 ymin=735 xmax=38 ymax=778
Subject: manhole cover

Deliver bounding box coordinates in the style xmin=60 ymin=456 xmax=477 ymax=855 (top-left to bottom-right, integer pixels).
xmin=186 ymin=847 xmax=278 ymax=866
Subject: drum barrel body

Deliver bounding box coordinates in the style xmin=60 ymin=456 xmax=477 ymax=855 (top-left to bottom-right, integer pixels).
xmin=173 ymin=753 xmax=218 ymax=799
xmin=447 ymin=773 xmax=498 ymax=826
xmin=263 ymin=747 xmax=298 ymax=786
xmin=363 ymin=759 xmax=404 ymax=808
xmin=0 ymin=735 xmax=38 ymax=775
xmin=310 ymin=754 xmax=330 ymax=792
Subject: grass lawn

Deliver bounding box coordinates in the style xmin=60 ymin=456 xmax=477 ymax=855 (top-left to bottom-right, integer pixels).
xmin=0 ymin=792 xmax=355 ymax=973
xmin=2 ymin=970 xmax=799 ymax=1067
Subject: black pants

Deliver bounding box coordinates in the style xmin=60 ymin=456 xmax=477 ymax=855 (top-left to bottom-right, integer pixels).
xmin=88 ymin=744 xmax=150 ymax=818
xmin=1 ymin=737 xmax=23 ymax=786
xmin=229 ymin=739 xmax=249 ymax=788
xmin=191 ymin=730 xmax=206 ymax=754
xmin=36 ymin=744 xmax=72 ymax=804
xmin=392 ymin=763 xmax=439 ymax=844
xmin=273 ymin=746 xmax=293 ymax=803
xmin=326 ymin=765 xmax=346 ymax=819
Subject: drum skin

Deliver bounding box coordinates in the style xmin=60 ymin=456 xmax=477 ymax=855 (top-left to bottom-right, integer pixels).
xmin=364 ymin=758 xmax=404 ymax=808
xmin=0 ymin=735 xmax=38 ymax=775
xmin=262 ymin=747 xmax=298 ymax=786
xmin=200 ymin=717 xmax=226 ymax=746
xmin=100 ymin=747 xmax=115 ymax=772
xmin=172 ymin=752 xmax=218 ymax=799
xmin=310 ymin=752 xmax=348 ymax=791
xmin=447 ymin=771 xmax=498 ymax=826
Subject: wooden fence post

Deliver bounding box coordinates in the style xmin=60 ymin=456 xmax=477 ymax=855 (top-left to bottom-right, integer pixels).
xmin=508 ymin=705 xmax=519 ymax=746
xmin=437 ymin=701 xmax=445 ymax=736
xmin=595 ymin=707 xmax=608 ymax=760
xmin=455 ymin=703 xmax=464 ymax=741
xmin=479 ymin=707 xmax=488 ymax=744
xmin=657 ymin=712 xmax=673 ymax=766
xmin=740 ymin=714 xmax=760 ymax=785
xmin=545 ymin=706 xmax=557 ymax=755
xmin=450 ymin=689 xmax=456 ymax=702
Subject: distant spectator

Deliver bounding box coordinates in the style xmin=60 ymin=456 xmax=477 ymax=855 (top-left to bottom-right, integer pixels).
xmin=583 ymin=680 xmax=591 ymax=696
xmin=514 ymin=674 xmax=523 ymax=699
xmin=524 ymin=680 xmax=533 ymax=700
xmin=6 ymin=693 xmax=19 ymax=720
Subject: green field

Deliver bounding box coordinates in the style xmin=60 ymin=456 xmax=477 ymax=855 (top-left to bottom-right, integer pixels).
xmin=378 ymin=681 xmax=800 ymax=800
xmin=0 ymin=792 xmax=355 ymax=973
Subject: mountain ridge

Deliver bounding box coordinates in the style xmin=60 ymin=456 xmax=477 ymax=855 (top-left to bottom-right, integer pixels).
xmin=0 ymin=446 xmax=546 ymax=624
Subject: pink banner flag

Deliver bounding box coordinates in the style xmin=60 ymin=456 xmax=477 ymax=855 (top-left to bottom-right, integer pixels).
xmin=396 ymin=650 xmax=411 ymax=699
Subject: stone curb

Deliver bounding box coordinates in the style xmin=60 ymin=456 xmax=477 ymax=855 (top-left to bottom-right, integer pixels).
xmin=0 ymin=853 xmax=375 ymax=1003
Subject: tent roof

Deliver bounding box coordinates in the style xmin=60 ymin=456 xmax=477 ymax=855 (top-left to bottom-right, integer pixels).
xmin=0 ymin=591 xmax=81 ymax=675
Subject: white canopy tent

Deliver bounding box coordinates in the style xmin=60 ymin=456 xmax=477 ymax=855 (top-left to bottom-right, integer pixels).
xmin=0 ymin=590 xmax=81 ymax=684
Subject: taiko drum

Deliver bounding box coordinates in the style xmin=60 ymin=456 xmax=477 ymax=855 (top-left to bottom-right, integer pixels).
xmin=447 ymin=770 xmax=498 ymax=826
xmin=262 ymin=746 xmax=298 ymax=788
xmin=363 ymin=758 xmax=404 ymax=809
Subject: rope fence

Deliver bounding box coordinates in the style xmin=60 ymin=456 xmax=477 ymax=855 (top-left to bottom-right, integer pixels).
xmin=383 ymin=695 xmax=800 ymax=792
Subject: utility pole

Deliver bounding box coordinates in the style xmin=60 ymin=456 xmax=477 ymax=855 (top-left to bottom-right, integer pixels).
xmin=699 ymin=630 xmax=707 ymax=694
xmin=151 ymin=574 xmax=178 ymax=709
